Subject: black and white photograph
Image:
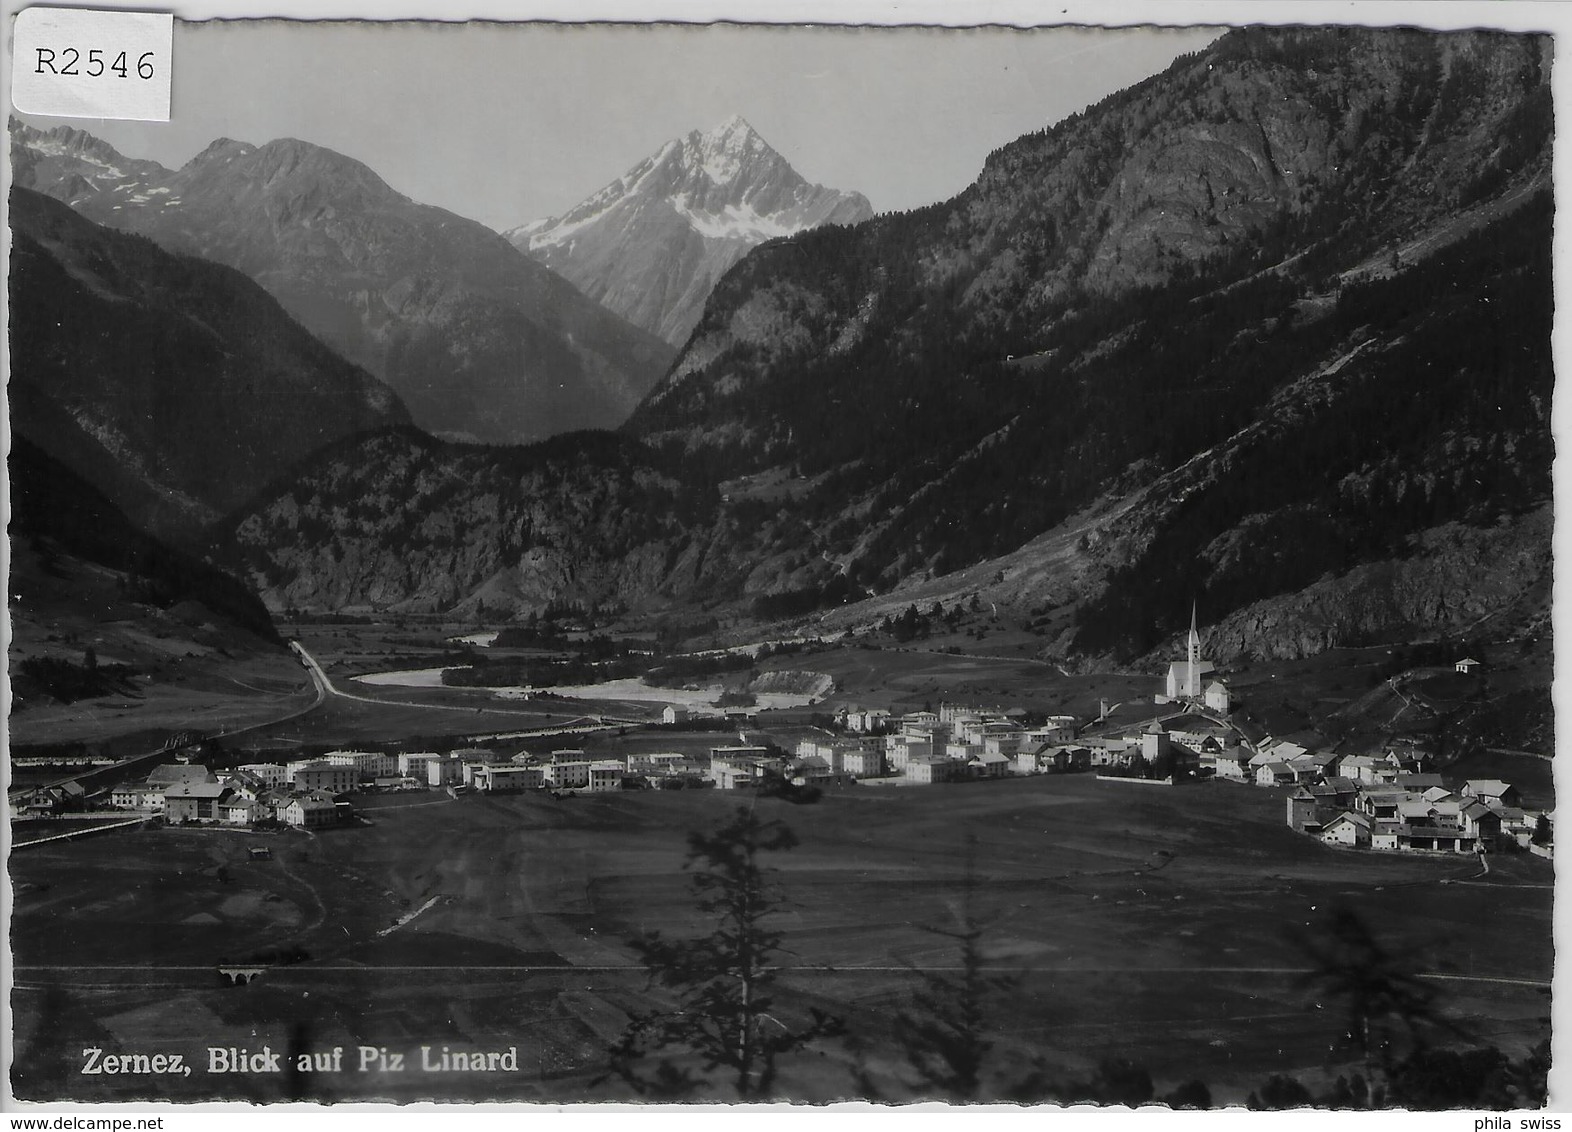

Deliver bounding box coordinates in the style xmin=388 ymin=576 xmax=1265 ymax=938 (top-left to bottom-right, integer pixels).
xmin=3 ymin=0 xmax=1560 ymax=1111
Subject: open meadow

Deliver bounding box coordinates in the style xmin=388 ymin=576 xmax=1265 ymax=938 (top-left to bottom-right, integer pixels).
xmin=11 ymin=773 xmax=1551 ymax=1104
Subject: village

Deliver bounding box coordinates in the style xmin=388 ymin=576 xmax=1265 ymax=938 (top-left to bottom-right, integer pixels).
xmin=13 ymin=608 xmax=1550 ymax=865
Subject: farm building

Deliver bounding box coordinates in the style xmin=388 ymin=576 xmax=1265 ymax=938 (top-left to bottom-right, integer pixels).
xmin=164 ymin=782 xmax=232 ymax=823
xmin=1321 ymin=812 xmax=1373 ymax=847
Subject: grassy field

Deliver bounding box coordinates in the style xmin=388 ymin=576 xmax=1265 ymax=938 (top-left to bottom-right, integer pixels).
xmin=11 ymin=774 xmax=1551 ymax=1104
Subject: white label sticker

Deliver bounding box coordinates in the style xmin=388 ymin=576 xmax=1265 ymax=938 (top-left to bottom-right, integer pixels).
xmin=11 ymin=7 xmax=172 ymax=122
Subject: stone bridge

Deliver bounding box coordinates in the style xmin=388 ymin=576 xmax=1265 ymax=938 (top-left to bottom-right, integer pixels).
xmin=217 ymin=966 xmax=268 ymax=985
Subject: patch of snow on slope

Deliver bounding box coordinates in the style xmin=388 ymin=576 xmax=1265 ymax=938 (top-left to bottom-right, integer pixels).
xmin=670 ymin=195 xmax=807 ymax=241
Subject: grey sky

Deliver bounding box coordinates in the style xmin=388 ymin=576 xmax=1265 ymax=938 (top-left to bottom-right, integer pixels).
xmin=56 ymin=21 xmax=1220 ymax=230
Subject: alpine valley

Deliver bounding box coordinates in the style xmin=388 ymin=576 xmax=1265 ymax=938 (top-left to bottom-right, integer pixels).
xmin=8 ymin=25 xmax=1555 ymax=669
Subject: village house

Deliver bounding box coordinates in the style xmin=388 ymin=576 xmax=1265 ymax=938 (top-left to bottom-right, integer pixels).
xmin=1394 ymin=772 xmax=1446 ymax=794
xmin=219 ymin=797 xmax=261 ymax=825
xmin=1024 ymin=716 xmax=1078 ymax=746
xmin=398 ymin=751 xmax=444 ymax=778
xmin=235 ymin=762 xmax=291 ymax=790
xmin=588 ymin=761 xmax=625 ymax=792
xmin=1079 ymin=735 xmax=1137 ymax=768
xmin=322 ymin=750 xmax=401 ymax=780
xmin=886 ymin=734 xmax=935 ymax=773
xmin=626 ymin=752 xmax=689 ymax=776
xmin=1259 ymin=738 xmax=1311 ymax=766
xmin=216 ymin=769 xmax=272 ymax=804
xmin=1462 ymin=779 xmax=1522 ymax=808
xmin=1320 ymin=811 xmax=1373 ymax=848
xmin=1393 ymin=821 xmax=1490 ymax=854
xmin=1047 ymin=745 xmax=1094 ymax=774
xmin=1256 ymin=761 xmax=1298 ymax=788
xmin=1246 ymin=749 xmax=1278 ymax=777
xmin=1491 ymin=805 xmax=1538 ymax=848
xmin=1339 ymin=752 xmax=1404 ymax=786
xmin=707 ymin=747 xmax=780 ymax=789
xmin=544 ymin=757 xmax=593 ymax=789
xmin=1317 ymin=776 xmax=1361 ymax=808
xmin=954 ymin=717 xmax=1020 ymax=746
xmin=947 ymin=740 xmax=983 ymax=764
xmin=790 ymin=755 xmax=836 ymax=784
xmin=1164 ymin=722 xmax=1230 ymax=756
xmin=1356 ymin=787 xmax=1409 ymax=823
xmin=841 ymin=708 xmax=891 ymax=734
xmin=796 ymin=738 xmax=836 ymax=761
xmin=289 ymin=761 xmax=358 ymax=795
xmin=111 ymin=783 xmax=165 ymax=810
xmin=970 ymin=750 xmax=1012 ymax=778
xmin=281 ymin=791 xmax=340 ymax=829
xmin=836 ymin=747 xmax=885 ymax=778
xmin=938 ymin=703 xmax=971 ymax=726
xmin=1288 ymin=750 xmax=1340 ymax=780
xmin=164 ymin=781 xmax=232 ymax=824
xmin=12 ymin=782 xmax=89 ymax=818
xmin=474 ymin=764 xmax=546 ymax=792
xmin=132 ymin=763 xmax=218 ymax=811
xmin=1386 ymin=738 xmax=1436 ymax=772
xmin=1205 ymin=745 xmax=1252 ymax=782
xmin=904 ymin=755 xmax=964 ymax=785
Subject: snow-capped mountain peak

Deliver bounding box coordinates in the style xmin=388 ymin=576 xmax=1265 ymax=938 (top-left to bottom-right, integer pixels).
xmin=691 ymin=115 xmax=770 ymax=185
xmin=506 ymin=118 xmax=872 ymax=345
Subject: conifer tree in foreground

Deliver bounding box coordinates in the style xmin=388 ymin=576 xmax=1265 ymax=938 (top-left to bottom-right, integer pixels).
xmin=606 ymin=806 xmax=840 ymax=1099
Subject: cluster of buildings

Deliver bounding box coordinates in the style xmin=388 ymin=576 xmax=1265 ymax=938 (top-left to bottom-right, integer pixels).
xmin=108 ymin=762 xmax=346 ymax=829
xmin=794 ymin=704 xmax=1082 ymax=786
xmin=1280 ymin=749 xmax=1543 ymax=855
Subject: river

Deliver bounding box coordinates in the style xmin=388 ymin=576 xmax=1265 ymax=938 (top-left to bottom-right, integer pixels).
xmin=352 ymin=667 xmax=818 ymax=710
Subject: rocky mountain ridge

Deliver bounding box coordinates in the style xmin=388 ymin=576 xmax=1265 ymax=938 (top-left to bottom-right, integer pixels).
xmin=10 ymin=118 xmax=675 ymax=444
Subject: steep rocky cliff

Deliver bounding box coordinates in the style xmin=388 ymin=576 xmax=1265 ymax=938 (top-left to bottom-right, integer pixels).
xmin=1197 ymin=507 xmax=1552 ymax=662
xmin=224 ymin=430 xmax=708 ymax=615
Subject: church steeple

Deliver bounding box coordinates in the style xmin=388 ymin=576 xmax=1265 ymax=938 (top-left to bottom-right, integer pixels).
xmin=1187 ymin=602 xmax=1200 ymax=693
xmin=1162 ymin=602 xmax=1215 ymax=702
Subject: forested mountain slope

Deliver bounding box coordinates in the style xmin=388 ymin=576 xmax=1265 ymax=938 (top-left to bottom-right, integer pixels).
xmin=9 ymin=187 xmax=410 ymax=543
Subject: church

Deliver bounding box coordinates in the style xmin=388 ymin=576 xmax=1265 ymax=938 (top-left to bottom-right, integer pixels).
xmin=1163 ymin=606 xmax=1215 ymax=700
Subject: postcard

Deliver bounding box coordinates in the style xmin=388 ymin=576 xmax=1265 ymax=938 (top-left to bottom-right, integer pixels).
xmin=4 ymin=1 xmax=1559 ymax=1110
